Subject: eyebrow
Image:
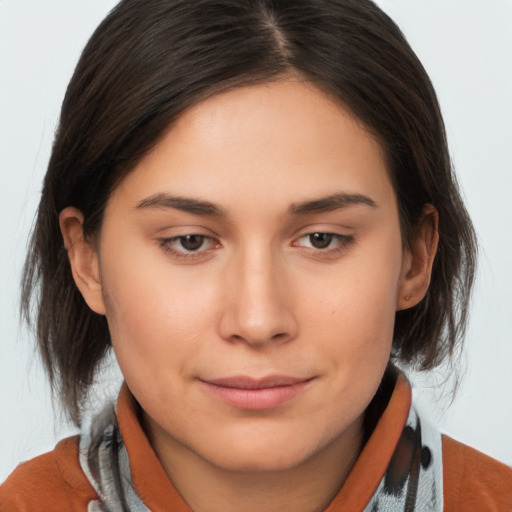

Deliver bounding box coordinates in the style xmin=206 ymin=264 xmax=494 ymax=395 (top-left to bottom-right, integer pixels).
xmin=135 ymin=193 xmax=227 ymax=217
xmin=289 ymin=193 xmax=378 ymax=215
xmin=135 ymin=191 xmax=377 ymax=217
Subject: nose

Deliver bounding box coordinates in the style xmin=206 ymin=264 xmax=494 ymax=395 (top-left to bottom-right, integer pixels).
xmin=218 ymin=247 xmax=298 ymax=347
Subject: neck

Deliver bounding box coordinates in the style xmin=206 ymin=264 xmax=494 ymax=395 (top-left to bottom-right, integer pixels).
xmin=144 ymin=414 xmax=363 ymax=512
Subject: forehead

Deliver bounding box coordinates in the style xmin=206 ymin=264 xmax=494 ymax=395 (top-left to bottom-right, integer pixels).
xmin=111 ymin=79 xmax=395 ymax=215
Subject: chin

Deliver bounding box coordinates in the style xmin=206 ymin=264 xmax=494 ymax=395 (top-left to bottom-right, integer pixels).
xmin=198 ymin=427 xmax=332 ymax=474
xmin=209 ymin=446 xmax=313 ymax=473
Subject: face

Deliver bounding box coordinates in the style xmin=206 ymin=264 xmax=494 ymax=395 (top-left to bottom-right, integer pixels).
xmin=79 ymin=80 xmax=414 ymax=473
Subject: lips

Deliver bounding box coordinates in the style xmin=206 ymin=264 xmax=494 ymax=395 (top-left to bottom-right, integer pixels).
xmin=199 ymin=375 xmax=314 ymax=410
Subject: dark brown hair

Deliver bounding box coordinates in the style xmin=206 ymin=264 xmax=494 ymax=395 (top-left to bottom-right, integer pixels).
xmin=22 ymin=0 xmax=477 ymax=425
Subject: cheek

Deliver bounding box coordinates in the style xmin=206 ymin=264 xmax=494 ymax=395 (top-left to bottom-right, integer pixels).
xmin=99 ymin=242 xmax=220 ymax=382
xmin=307 ymin=243 xmax=401 ymax=331
xmin=302 ymin=236 xmax=402 ymax=378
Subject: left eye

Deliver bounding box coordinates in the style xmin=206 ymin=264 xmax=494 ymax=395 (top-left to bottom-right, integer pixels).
xmin=176 ymin=234 xmax=207 ymax=251
xmin=294 ymin=232 xmax=352 ymax=251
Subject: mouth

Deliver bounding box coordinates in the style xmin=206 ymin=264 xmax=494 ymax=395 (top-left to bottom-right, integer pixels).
xmin=199 ymin=375 xmax=315 ymax=410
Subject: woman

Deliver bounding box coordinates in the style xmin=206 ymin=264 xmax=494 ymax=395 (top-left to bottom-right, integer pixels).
xmin=1 ymin=0 xmax=511 ymax=510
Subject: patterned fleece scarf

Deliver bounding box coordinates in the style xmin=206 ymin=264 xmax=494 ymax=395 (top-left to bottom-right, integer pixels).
xmin=79 ymin=400 xmax=443 ymax=512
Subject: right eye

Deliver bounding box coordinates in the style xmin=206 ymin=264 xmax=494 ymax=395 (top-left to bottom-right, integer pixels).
xmin=157 ymin=234 xmax=219 ymax=259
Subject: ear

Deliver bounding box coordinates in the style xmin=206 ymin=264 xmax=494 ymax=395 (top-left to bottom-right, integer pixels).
xmin=396 ymin=205 xmax=439 ymax=311
xmin=59 ymin=207 xmax=106 ymax=315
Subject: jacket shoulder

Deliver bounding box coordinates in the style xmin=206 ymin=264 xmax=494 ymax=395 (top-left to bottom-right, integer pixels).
xmin=442 ymin=434 xmax=512 ymax=511
xmin=0 ymin=436 xmax=98 ymax=511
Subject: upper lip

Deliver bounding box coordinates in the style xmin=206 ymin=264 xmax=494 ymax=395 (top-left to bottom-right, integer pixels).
xmin=201 ymin=375 xmax=313 ymax=389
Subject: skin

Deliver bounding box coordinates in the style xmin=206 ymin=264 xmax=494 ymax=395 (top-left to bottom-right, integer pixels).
xmin=61 ymin=79 xmax=438 ymax=512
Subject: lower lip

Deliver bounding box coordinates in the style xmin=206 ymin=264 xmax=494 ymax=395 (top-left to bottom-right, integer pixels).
xmin=201 ymin=380 xmax=312 ymax=410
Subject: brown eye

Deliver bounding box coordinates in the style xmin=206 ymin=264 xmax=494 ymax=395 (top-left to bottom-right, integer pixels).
xmin=309 ymin=233 xmax=333 ymax=249
xmin=157 ymin=233 xmax=219 ymax=260
xmin=292 ymin=232 xmax=354 ymax=256
xmin=179 ymin=235 xmax=205 ymax=251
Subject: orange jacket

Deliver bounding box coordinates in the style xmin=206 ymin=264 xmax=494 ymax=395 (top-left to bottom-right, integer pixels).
xmin=2 ymin=379 xmax=511 ymax=511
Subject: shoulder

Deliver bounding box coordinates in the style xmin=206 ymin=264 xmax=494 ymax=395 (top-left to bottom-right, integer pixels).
xmin=442 ymin=434 xmax=512 ymax=511
xmin=0 ymin=436 xmax=98 ymax=511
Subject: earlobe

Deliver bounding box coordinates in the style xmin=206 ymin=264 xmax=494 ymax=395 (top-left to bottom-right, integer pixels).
xmin=59 ymin=207 xmax=106 ymax=315
xmin=396 ymin=205 xmax=439 ymax=311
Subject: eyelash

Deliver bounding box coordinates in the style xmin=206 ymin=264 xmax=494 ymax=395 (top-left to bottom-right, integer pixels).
xmin=157 ymin=235 xmax=218 ymax=260
xmin=156 ymin=232 xmax=354 ymax=260
xmin=292 ymin=233 xmax=355 ymax=256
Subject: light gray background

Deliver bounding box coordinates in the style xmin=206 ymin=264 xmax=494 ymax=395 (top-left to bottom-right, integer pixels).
xmin=1 ymin=0 xmax=511 ymax=482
